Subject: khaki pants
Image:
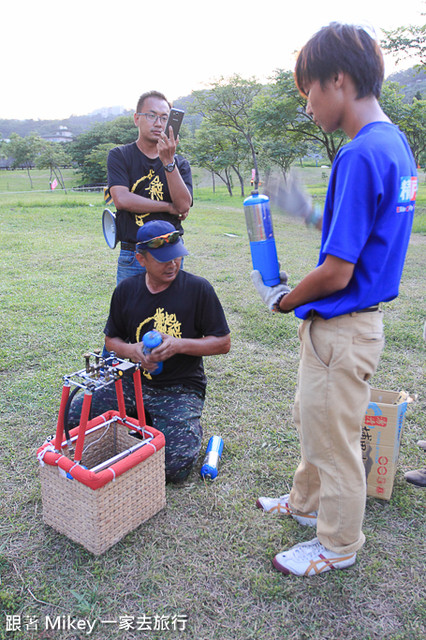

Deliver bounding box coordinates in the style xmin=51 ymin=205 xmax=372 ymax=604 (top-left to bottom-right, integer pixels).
xmin=289 ymin=311 xmax=384 ymax=554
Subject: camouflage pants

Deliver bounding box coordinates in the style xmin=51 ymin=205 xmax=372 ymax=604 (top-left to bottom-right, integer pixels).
xmin=67 ymin=380 xmax=204 ymax=483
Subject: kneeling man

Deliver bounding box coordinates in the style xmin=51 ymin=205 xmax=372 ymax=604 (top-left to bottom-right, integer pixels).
xmin=69 ymin=220 xmax=231 ymax=482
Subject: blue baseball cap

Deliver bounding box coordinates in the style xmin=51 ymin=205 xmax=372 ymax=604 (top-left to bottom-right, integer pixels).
xmin=136 ymin=221 xmax=188 ymax=262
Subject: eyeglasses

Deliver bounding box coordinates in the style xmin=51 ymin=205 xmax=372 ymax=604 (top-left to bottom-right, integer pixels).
xmin=137 ymin=230 xmax=182 ymax=250
xmin=136 ymin=112 xmax=168 ymax=124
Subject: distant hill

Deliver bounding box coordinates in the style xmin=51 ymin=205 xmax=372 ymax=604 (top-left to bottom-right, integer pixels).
xmin=0 ymin=97 xmax=202 ymax=142
xmin=386 ymin=67 xmax=426 ymax=102
xmin=1 ymin=67 xmax=423 ymax=140
xmin=0 ymin=107 xmax=133 ymax=140
xmin=172 ymin=95 xmax=203 ymax=133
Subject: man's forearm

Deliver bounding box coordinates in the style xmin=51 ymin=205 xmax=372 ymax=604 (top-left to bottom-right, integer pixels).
xmin=279 ymin=255 xmax=355 ymax=313
xmin=110 ymin=187 xmax=176 ymax=215
xmin=164 ymin=169 xmax=192 ymax=214
xmin=150 ymin=334 xmax=231 ymax=360
xmin=105 ymin=336 xmax=142 ymax=361
xmin=177 ymin=334 xmax=231 ymax=357
xmin=105 ymin=334 xmax=231 ymax=362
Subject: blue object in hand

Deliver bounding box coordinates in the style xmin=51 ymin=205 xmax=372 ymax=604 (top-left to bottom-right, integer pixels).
xmin=200 ymin=436 xmax=224 ymax=480
xmin=142 ymin=330 xmax=163 ymax=375
xmin=243 ymin=192 xmax=280 ymax=286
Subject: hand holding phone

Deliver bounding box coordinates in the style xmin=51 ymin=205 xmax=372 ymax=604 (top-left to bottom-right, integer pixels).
xmin=165 ymin=108 xmax=184 ymax=139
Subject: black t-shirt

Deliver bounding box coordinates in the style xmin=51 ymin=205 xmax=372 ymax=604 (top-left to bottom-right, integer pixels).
xmin=107 ymin=142 xmax=193 ymax=244
xmin=104 ymin=271 xmax=230 ymax=394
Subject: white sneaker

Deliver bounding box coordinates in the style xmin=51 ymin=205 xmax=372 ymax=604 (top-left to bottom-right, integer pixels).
xmin=273 ymin=537 xmax=357 ymax=576
xmin=256 ymin=494 xmax=318 ymax=527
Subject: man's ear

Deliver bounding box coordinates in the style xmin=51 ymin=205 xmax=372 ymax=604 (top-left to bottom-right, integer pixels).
xmin=334 ymin=71 xmax=345 ymax=89
xmin=135 ymin=252 xmax=146 ymax=267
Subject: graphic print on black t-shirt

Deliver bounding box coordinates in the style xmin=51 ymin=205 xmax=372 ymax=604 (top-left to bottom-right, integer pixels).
xmin=131 ymin=167 xmax=165 ymax=227
xmin=104 ymin=271 xmax=230 ymax=393
xmin=135 ymin=306 xmax=182 ymax=381
xmin=107 ymin=142 xmax=193 ymax=243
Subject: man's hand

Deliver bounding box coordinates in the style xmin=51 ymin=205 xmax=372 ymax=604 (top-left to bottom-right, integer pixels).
xmin=147 ymin=334 xmax=178 ymax=360
xmin=251 ymin=270 xmax=291 ymax=311
xmin=128 ymin=340 xmax=165 ymax=373
xmin=167 ymin=204 xmax=190 ymax=219
xmin=158 ymin=129 xmax=178 ymax=166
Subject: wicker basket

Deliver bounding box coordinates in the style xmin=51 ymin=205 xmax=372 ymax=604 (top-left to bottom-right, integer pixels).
xmin=39 ymin=420 xmax=165 ymax=555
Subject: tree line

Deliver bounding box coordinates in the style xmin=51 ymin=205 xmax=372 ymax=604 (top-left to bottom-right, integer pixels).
xmin=2 ymin=24 xmax=425 ymax=194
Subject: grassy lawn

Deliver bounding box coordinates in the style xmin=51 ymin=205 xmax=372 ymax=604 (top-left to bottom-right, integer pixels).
xmin=0 ymin=171 xmax=425 ymax=640
xmin=0 ymin=168 xmax=81 ymax=193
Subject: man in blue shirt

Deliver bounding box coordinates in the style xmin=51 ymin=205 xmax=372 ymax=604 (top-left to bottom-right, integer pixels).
xmin=252 ymin=22 xmax=417 ymax=576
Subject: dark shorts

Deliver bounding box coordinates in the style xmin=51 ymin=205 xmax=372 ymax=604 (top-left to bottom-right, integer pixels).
xmin=67 ymin=379 xmax=204 ymax=483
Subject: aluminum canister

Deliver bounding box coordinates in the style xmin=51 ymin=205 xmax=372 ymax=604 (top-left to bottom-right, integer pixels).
xmin=142 ymin=330 xmax=163 ymax=375
xmin=243 ymin=192 xmax=280 ymax=286
xmin=200 ymin=436 xmax=224 ymax=480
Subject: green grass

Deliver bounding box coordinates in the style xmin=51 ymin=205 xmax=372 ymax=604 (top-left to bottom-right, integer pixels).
xmin=0 ymin=171 xmax=425 ymax=640
xmin=0 ymin=168 xmax=80 ymax=193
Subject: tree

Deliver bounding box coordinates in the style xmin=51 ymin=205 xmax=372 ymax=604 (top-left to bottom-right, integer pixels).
xmin=380 ymin=81 xmax=426 ymax=164
xmin=402 ymin=96 xmax=426 ymax=164
xmin=380 ymin=81 xmax=409 ymax=122
xmin=251 ymin=73 xmax=311 ymax=177
xmin=381 ymin=23 xmax=426 ymax=68
xmin=0 ymin=135 xmax=6 ymax=160
xmin=380 ymin=16 xmax=426 ymax=165
xmin=8 ymin=133 xmax=43 ymax=188
xmin=254 ymin=70 xmax=347 ymax=166
xmin=83 ymin=142 xmax=118 ymax=185
xmin=226 ymin=130 xmax=252 ymax=197
xmin=35 ymin=141 xmax=69 ymax=191
xmin=68 ymin=115 xmax=136 ymax=184
xmin=185 ymin=122 xmax=238 ymax=196
xmin=191 ymin=76 xmax=264 ymax=189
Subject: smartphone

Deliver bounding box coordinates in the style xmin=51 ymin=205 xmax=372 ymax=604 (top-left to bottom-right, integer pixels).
xmin=165 ymin=108 xmax=184 ymax=138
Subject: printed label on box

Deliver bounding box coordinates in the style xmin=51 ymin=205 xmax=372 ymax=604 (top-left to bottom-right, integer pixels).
xmin=361 ymin=388 xmax=409 ymax=500
xmin=363 ymin=443 xmax=396 ymax=500
xmin=365 ymin=415 xmax=387 ymax=428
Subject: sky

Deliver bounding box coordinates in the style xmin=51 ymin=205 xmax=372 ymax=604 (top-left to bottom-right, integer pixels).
xmin=3 ymin=0 xmax=425 ymax=121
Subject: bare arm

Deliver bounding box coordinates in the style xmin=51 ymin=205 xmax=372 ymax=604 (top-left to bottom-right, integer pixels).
xmin=110 ymin=128 xmax=191 ymax=217
xmin=279 ymin=254 xmax=355 ymax=313
xmin=158 ymin=129 xmax=192 ymax=215
xmin=105 ymin=333 xmax=231 ymax=372
xmin=105 ymin=336 xmax=146 ymax=365
xmin=152 ymin=333 xmax=231 ymax=360
xmin=110 ymin=185 xmax=181 ymax=217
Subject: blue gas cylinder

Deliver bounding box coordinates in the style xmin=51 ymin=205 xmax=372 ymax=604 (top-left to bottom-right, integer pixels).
xmin=243 ymin=192 xmax=280 ymax=286
xmin=142 ymin=330 xmax=163 ymax=375
xmin=200 ymin=436 xmax=224 ymax=480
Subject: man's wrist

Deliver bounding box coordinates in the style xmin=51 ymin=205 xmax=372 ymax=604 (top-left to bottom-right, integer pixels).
xmin=163 ymin=160 xmax=176 ymax=173
xmin=272 ymin=292 xmax=290 ymax=313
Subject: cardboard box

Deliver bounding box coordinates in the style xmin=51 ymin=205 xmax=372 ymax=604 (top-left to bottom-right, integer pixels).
xmin=361 ymin=388 xmax=409 ymax=500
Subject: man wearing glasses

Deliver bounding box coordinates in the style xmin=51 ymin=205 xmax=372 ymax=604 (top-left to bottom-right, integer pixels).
xmin=68 ymin=221 xmax=230 ymax=482
xmin=107 ymin=91 xmax=193 ymax=284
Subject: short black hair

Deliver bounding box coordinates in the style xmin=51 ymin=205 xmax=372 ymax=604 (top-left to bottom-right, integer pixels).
xmin=295 ymin=22 xmax=384 ymax=100
xmin=136 ymin=91 xmax=171 ymax=113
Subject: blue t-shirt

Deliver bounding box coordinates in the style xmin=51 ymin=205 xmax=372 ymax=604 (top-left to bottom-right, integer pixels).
xmin=296 ymin=122 xmax=417 ymax=320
